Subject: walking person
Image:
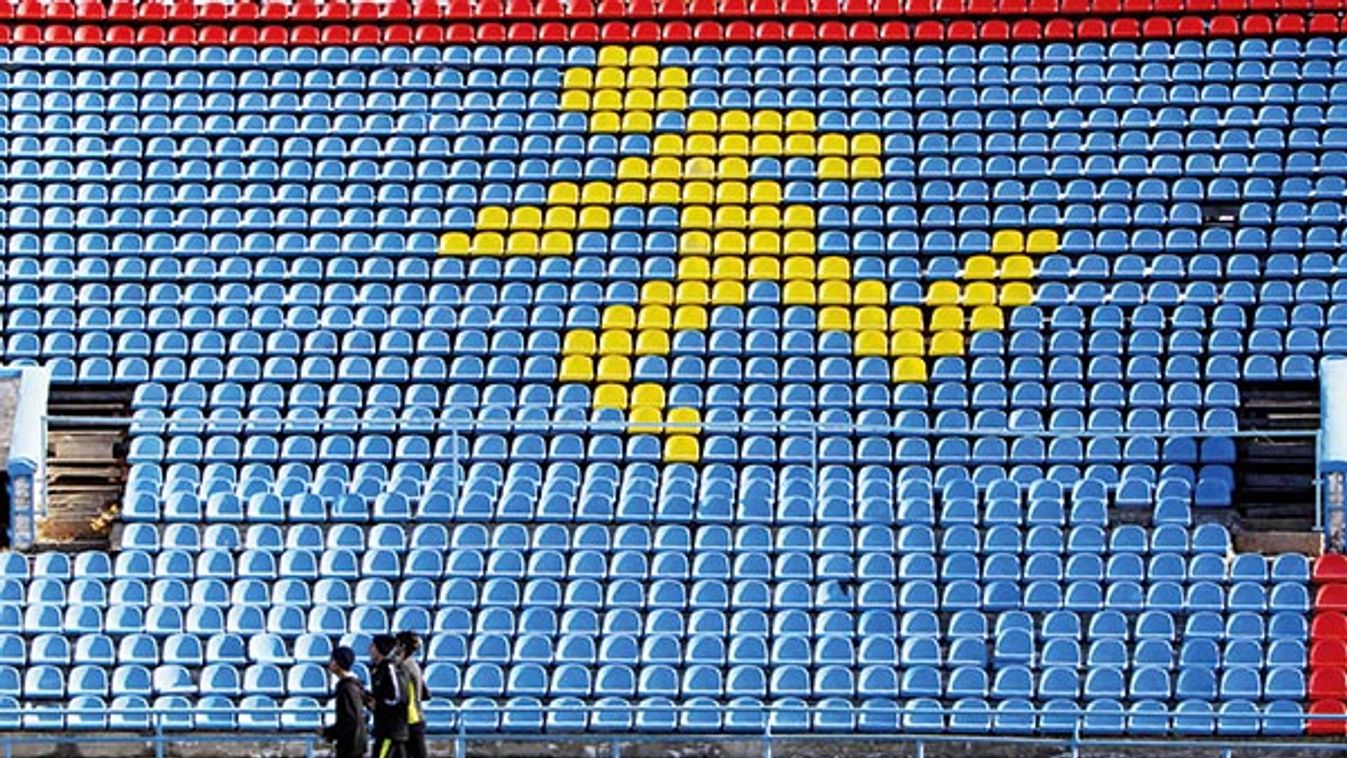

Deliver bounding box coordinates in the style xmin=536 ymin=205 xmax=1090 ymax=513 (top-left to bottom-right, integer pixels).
xmin=396 ymin=631 xmax=430 ymax=758
xmin=320 ymin=646 xmax=367 ymax=758
xmin=367 ymin=634 xmax=409 ymax=758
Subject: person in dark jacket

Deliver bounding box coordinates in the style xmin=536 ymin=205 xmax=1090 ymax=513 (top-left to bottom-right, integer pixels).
xmin=396 ymin=631 xmax=430 ymax=758
xmin=367 ymin=634 xmax=409 ymax=758
xmin=321 ymin=646 xmax=367 ymax=758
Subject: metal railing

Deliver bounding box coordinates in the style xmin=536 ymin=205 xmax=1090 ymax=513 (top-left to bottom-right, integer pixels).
xmin=0 ymin=701 xmax=1344 ymax=758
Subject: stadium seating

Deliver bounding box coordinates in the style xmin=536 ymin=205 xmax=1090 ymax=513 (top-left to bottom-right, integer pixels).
xmin=0 ymin=18 xmax=1344 ymax=737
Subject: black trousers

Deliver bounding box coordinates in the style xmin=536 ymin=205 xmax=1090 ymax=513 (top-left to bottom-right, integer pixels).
xmin=373 ymin=738 xmax=407 ymax=758
xmin=405 ymin=722 xmax=428 ymax=758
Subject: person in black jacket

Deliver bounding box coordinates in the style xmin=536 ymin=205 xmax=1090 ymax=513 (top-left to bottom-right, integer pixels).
xmin=321 ymin=646 xmax=367 ymax=758
xmin=367 ymin=634 xmax=409 ymax=758
xmin=396 ymin=631 xmax=430 ymax=758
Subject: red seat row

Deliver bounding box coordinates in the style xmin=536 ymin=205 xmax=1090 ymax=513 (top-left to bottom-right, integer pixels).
xmin=5 ymin=0 xmax=1347 ymax=20
xmin=1313 ymin=555 xmax=1347 ymax=736
xmin=1 ymin=13 xmax=1345 ymax=42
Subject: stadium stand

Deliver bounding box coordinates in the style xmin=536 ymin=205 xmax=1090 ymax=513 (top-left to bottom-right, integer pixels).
xmin=2 ymin=0 xmax=1347 ymax=741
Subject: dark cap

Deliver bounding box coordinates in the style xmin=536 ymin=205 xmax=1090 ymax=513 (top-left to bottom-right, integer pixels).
xmin=372 ymin=634 xmax=398 ymax=656
xmin=331 ymin=646 xmax=356 ymax=672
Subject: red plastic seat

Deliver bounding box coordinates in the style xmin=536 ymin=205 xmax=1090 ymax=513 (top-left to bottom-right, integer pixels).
xmin=477 ymin=0 xmax=505 ymax=18
xmin=878 ymin=20 xmax=909 ymax=38
xmin=1044 ymin=18 xmax=1074 ymax=37
xmin=756 ymin=20 xmax=785 ymax=38
xmin=48 ymin=1 xmax=75 ymax=21
xmin=228 ymin=25 xmax=259 ymax=43
xmin=913 ymin=19 xmax=943 ymax=38
xmin=980 ymin=19 xmax=1010 ymax=38
xmin=1077 ymin=18 xmax=1107 ymax=36
xmin=750 ymin=0 xmax=779 ymax=15
xmin=504 ymin=21 xmax=535 ymax=39
xmin=1310 ymin=12 xmax=1340 ymax=31
xmin=1011 ymin=18 xmax=1041 ymax=38
xmin=443 ymin=0 xmax=472 ymax=17
xmin=818 ymin=19 xmax=847 ymax=38
xmin=1310 ymin=699 xmax=1347 ymax=736
xmin=724 ymin=19 xmax=754 ymax=38
xmin=567 ymin=20 xmax=598 ymax=39
xmin=719 ymin=0 xmax=749 ymax=14
xmin=319 ymin=24 xmax=350 ymax=42
xmin=318 ymin=1 xmax=350 ymax=19
xmin=841 ymin=0 xmax=869 ymax=15
xmin=43 ymin=23 xmax=72 ymax=41
xmin=631 ymin=19 xmax=660 ymax=37
xmin=413 ymin=23 xmax=444 ymax=41
xmin=106 ymin=24 xmax=134 ymax=42
xmin=75 ymin=0 xmax=101 ymax=18
xmin=535 ymin=21 xmax=566 ymax=39
xmin=1109 ymin=18 xmax=1139 ymax=36
xmin=1174 ymin=15 xmax=1204 ymax=34
xmin=73 ymin=23 xmax=102 ymax=41
xmin=1320 ymin=584 xmax=1347 ymax=612
xmin=1312 ymin=669 xmax=1347 ymax=700
xmin=1141 ymin=16 xmax=1172 ymax=35
xmin=445 ymin=22 xmax=477 ymax=39
xmin=693 ymin=19 xmax=723 ymax=38
xmin=850 ymin=20 xmax=878 ymax=38
xmin=259 ymin=24 xmax=292 ymax=43
xmin=198 ymin=24 xmax=227 ymax=43
xmin=785 ymin=19 xmax=814 ymax=38
xmin=135 ymin=24 xmax=165 ymax=42
xmin=411 ymin=0 xmax=441 ymax=18
xmin=1275 ymin=13 xmax=1306 ymax=31
xmin=384 ymin=23 xmax=414 ymax=41
xmin=660 ymin=20 xmax=691 ymax=39
xmin=1314 ymin=639 xmax=1347 ymax=668
xmin=1321 ymin=556 xmax=1347 ymax=583
xmin=477 ymin=21 xmax=506 ymax=38
xmin=947 ymin=20 xmax=976 ymax=38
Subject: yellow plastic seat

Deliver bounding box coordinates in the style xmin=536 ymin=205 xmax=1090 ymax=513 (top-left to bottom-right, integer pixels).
xmin=476 ymin=206 xmax=509 ymax=231
xmin=853 ymin=280 xmax=887 ymax=305
xmin=599 ymin=330 xmax=632 ymax=356
xmin=783 ymin=231 xmax=815 ymax=254
xmin=506 ymin=231 xmax=539 ymax=255
xmin=817 ymin=157 xmax=849 ymax=180
xmin=658 ymin=67 xmax=688 ymax=88
xmin=752 ymin=111 xmax=783 ymax=133
xmin=930 ymin=331 xmax=965 ymax=357
xmin=713 ymin=231 xmax=747 ymax=256
xmin=627 ymin=65 xmax=657 ymax=87
xmin=559 ymin=90 xmax=591 ymax=111
xmin=748 ymin=257 xmax=781 ymax=280
xmin=930 ymin=306 xmax=965 ymax=331
xmin=817 ymin=256 xmax=850 ymax=281
xmin=686 ymin=134 xmax=716 ymax=157
xmin=855 ymin=330 xmax=888 ymax=356
xmin=749 ymin=232 xmax=782 ymax=255
xmin=720 ymin=110 xmax=750 ymax=133
xmin=850 ymin=157 xmax=882 ymax=179
xmin=651 ymin=157 xmax=683 ymax=180
xmin=597 ymin=46 xmax=628 ymax=66
xmin=711 ymin=280 xmax=745 ymax=305
xmin=715 ymin=182 xmax=747 ymax=205
xmin=676 ymin=258 xmax=710 ymax=282
xmin=962 ymin=255 xmax=997 ymax=280
xmin=782 ymin=280 xmax=816 ymax=306
xmin=656 ymin=89 xmax=687 ymax=110
xmin=547 ymin=182 xmax=579 ymax=205
xmin=970 ymin=306 xmax=1004 ymax=331
xmin=785 ymin=133 xmax=816 ymax=156
xmin=635 ymin=330 xmax=670 ymax=356
xmin=783 ymin=257 xmax=815 ymax=281
xmin=818 ymin=133 xmax=849 ymax=156
xmin=999 ymin=282 xmax=1035 ymax=306
xmin=631 ymin=383 xmax=666 ymax=410
xmin=675 ymin=281 xmax=710 ymax=306
xmin=889 ymin=306 xmax=924 ymax=331
xmin=926 ymin=281 xmax=961 ymax=306
xmin=719 ymin=134 xmax=750 ymax=156
xmin=649 ymin=182 xmax=680 ymax=205
xmin=540 ymin=231 xmax=573 ymax=256
xmin=581 ymin=182 xmax=613 ymax=205
xmin=563 ymin=330 xmax=597 ymax=356
xmin=470 ymin=232 xmax=504 ymax=256
xmin=749 ymin=206 xmax=782 ymax=230
xmin=637 ymin=305 xmax=671 ymax=331
xmin=544 ymin=207 xmax=577 ymax=230
xmin=615 ymin=182 xmax=648 ymax=205
xmin=714 ymin=206 xmax=748 ymax=230
xmin=992 ymin=230 xmax=1024 ymax=254
xmin=654 ymin=134 xmax=685 ymax=156
xmin=682 ymin=182 xmax=714 ymax=205
xmin=819 ymin=306 xmax=851 ymax=331
xmin=438 ymin=232 xmax=469 ymax=256
xmin=1000 ymin=255 xmax=1035 ymax=280
xmin=785 ymin=110 xmax=816 ymax=133
xmin=596 ymin=355 xmax=631 ymax=383
xmin=578 ymin=207 xmax=610 ymax=231
xmin=716 ymin=157 xmax=748 ymax=180
xmin=893 ymin=356 xmax=928 ymax=383
xmin=688 ymin=111 xmax=719 ymax=133
xmin=628 ymin=406 xmax=662 ymax=434
xmin=592 ymin=384 xmax=628 ymax=410
xmin=617 ymin=157 xmax=649 ymax=181
xmin=851 ymin=134 xmax=882 ymax=155
xmin=1026 ymin=229 xmax=1058 ymax=254
xmin=963 ymin=282 xmax=997 ymax=306
xmin=591 ymin=94 xmax=622 ymax=115
xmin=602 ymin=305 xmax=636 ymax=330
xmin=663 ymin=435 xmax=700 ymax=463
xmin=749 ymin=182 xmax=782 ymax=204
xmin=680 ymin=206 xmax=713 ymax=230
xmin=890 ymin=330 xmax=925 ymax=357
xmin=509 ymin=207 xmax=542 ymax=230
xmin=666 ymin=407 xmax=701 ymax=434
xmin=679 ymin=232 xmax=712 ymax=256
xmin=751 ymin=134 xmax=784 ymax=155
xmin=674 ymin=306 xmax=707 ymax=330
xmin=818 ymin=280 xmax=851 ymax=305
xmin=594 ymin=69 xmax=625 ymax=89
xmin=855 ymin=306 xmax=887 ymax=331
xmin=712 ymin=257 xmax=745 ymax=281
xmin=623 ymin=90 xmax=654 ymax=113
xmin=562 ymin=68 xmax=593 ymax=89
xmin=559 ymin=355 xmax=594 ymax=382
